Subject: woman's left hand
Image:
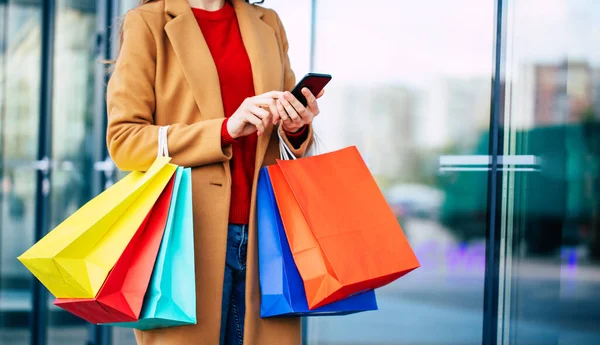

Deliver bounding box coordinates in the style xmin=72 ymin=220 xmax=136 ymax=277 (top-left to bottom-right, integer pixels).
xmin=273 ymin=88 xmax=325 ymax=133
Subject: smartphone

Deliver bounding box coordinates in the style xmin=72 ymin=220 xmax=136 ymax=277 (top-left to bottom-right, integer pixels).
xmin=291 ymin=73 xmax=332 ymax=107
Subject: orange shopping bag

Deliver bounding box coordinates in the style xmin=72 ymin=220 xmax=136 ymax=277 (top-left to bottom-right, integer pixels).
xmin=268 ymin=146 xmax=419 ymax=309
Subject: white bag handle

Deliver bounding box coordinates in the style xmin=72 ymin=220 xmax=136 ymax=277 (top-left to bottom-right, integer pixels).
xmin=278 ymin=129 xmax=297 ymax=161
xmin=278 ymin=127 xmax=326 ymax=161
xmin=157 ymin=125 xmax=170 ymax=158
xmin=305 ymin=130 xmax=325 ymax=157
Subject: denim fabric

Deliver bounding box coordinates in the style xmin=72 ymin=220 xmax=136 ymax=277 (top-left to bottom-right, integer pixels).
xmin=220 ymin=224 xmax=248 ymax=345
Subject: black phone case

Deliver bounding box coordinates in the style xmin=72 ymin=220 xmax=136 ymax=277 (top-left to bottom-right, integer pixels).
xmin=291 ymin=73 xmax=332 ymax=107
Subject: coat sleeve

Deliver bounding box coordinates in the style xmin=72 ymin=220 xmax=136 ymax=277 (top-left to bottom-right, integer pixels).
xmin=270 ymin=10 xmax=314 ymax=158
xmin=106 ymin=10 xmax=232 ymax=172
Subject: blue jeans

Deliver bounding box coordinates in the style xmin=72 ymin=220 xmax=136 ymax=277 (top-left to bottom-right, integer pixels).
xmin=220 ymin=224 xmax=248 ymax=345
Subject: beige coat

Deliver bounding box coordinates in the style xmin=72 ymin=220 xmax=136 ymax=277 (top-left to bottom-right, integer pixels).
xmin=106 ymin=0 xmax=312 ymax=343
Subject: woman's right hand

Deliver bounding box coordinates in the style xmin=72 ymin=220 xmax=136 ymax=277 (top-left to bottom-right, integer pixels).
xmin=227 ymin=91 xmax=283 ymax=139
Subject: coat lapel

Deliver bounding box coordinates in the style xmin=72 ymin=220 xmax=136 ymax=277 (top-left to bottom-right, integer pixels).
xmin=164 ymin=0 xmax=224 ymax=119
xmin=232 ymin=0 xmax=282 ymax=166
xmin=164 ymin=0 xmax=282 ymax=163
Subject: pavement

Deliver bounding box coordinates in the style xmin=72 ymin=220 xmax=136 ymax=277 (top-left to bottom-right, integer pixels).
xmin=1 ymin=219 xmax=599 ymax=345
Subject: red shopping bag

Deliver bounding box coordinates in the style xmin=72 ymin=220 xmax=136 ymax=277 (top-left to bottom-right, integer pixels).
xmin=268 ymin=146 xmax=419 ymax=309
xmin=53 ymin=177 xmax=175 ymax=323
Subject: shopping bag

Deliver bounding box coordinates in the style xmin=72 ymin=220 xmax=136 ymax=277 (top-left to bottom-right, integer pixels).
xmin=53 ymin=176 xmax=175 ymax=323
xmin=268 ymin=146 xmax=420 ymax=309
xmin=106 ymin=167 xmax=196 ymax=330
xmin=18 ymin=157 xmax=177 ymax=298
xmin=257 ymin=168 xmax=378 ymax=317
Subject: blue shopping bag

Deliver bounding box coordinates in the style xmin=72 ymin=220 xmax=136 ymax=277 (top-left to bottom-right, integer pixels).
xmin=106 ymin=167 xmax=196 ymax=330
xmin=257 ymin=167 xmax=378 ymax=317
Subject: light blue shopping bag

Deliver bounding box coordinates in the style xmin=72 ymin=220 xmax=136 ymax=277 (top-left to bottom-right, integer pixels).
xmin=105 ymin=167 xmax=196 ymax=330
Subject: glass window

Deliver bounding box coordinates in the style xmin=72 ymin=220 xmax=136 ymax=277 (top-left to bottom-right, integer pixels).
xmin=47 ymin=0 xmax=98 ymax=343
xmin=497 ymin=0 xmax=600 ymax=344
xmin=120 ymin=0 xmax=139 ymax=15
xmin=0 ymin=1 xmax=42 ymax=344
xmin=306 ymin=0 xmax=495 ymax=344
xmin=265 ymin=0 xmax=312 ymax=78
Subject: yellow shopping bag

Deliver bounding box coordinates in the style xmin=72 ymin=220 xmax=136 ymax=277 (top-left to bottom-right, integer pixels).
xmin=18 ymin=157 xmax=177 ymax=298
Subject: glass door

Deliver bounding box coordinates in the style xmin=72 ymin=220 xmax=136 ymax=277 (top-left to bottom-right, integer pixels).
xmin=305 ymin=0 xmax=496 ymax=344
xmin=1 ymin=0 xmax=107 ymax=344
xmin=46 ymin=0 xmax=98 ymax=344
xmin=497 ymin=0 xmax=600 ymax=344
xmin=0 ymin=1 xmax=43 ymax=344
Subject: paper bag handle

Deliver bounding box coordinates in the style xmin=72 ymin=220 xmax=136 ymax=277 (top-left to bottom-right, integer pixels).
xmin=157 ymin=125 xmax=170 ymax=158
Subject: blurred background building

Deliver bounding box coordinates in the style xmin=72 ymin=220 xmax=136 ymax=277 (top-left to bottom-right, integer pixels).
xmin=0 ymin=0 xmax=599 ymax=345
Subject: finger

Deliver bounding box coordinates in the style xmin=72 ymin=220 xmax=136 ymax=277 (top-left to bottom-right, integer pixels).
xmin=251 ymin=96 xmax=283 ymax=106
xmin=257 ymin=91 xmax=284 ymax=99
xmin=302 ymin=88 xmax=319 ymax=112
xmin=248 ymin=105 xmax=270 ymax=119
xmin=276 ymin=99 xmax=292 ymax=123
xmin=262 ymin=112 xmax=271 ymax=131
xmin=316 ymin=89 xmax=325 ymax=98
xmin=284 ymin=91 xmax=310 ymax=119
xmin=249 ymin=106 xmax=272 ymax=133
xmin=268 ymin=99 xmax=280 ymax=124
xmin=244 ymin=113 xmax=265 ymax=134
xmin=280 ymin=96 xmax=301 ymax=122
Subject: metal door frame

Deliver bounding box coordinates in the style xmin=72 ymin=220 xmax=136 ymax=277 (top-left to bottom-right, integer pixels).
xmin=482 ymin=0 xmax=508 ymax=344
xmin=87 ymin=0 xmax=120 ymax=344
xmin=31 ymin=0 xmax=56 ymax=343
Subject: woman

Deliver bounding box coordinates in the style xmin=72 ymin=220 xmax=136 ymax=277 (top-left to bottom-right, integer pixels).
xmin=106 ymin=0 xmax=322 ymax=344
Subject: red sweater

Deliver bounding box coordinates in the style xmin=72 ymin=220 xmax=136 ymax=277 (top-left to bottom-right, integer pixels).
xmin=193 ymin=3 xmax=305 ymax=224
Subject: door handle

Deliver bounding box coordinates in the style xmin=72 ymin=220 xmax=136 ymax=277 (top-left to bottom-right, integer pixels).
xmin=94 ymin=157 xmax=116 ymax=189
xmin=31 ymin=156 xmax=51 ymax=174
xmin=32 ymin=156 xmax=51 ymax=196
xmin=93 ymin=157 xmax=115 ymax=177
xmin=439 ymin=155 xmax=540 ymax=172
